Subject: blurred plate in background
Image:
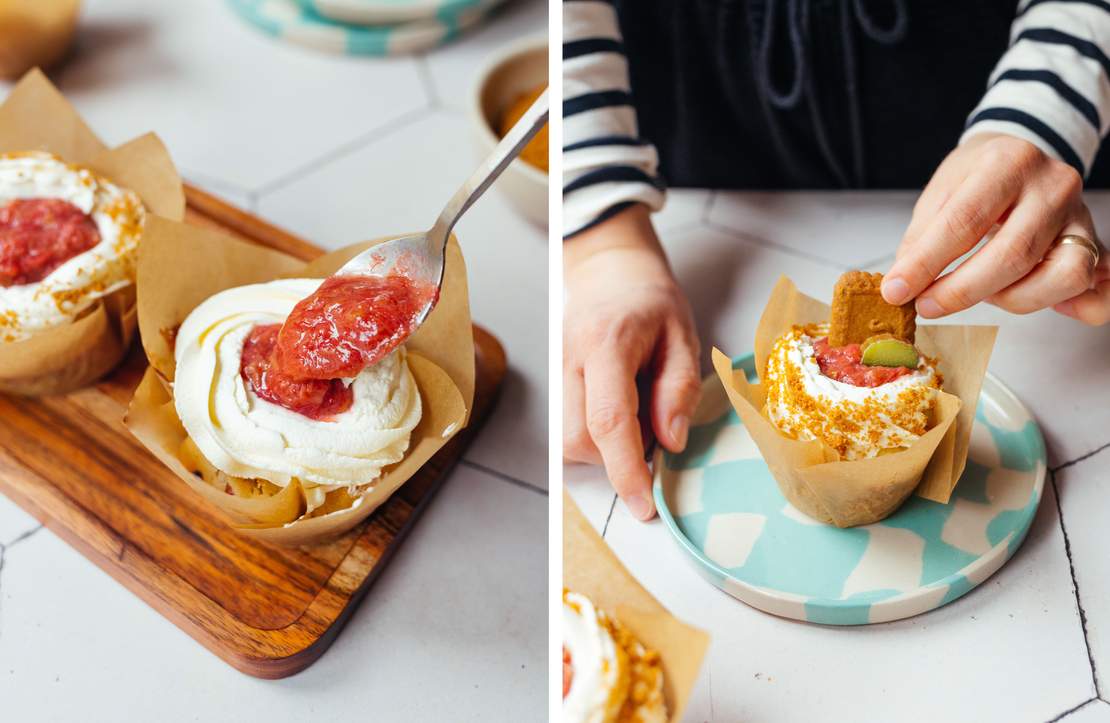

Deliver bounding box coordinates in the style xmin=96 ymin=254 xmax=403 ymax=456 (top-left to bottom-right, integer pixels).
xmin=298 ymin=0 xmax=491 ymax=25
xmin=227 ymin=0 xmax=505 ymax=56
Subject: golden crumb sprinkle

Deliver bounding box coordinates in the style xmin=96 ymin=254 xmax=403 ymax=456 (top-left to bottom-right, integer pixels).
xmin=563 ymin=589 xmax=667 ymax=723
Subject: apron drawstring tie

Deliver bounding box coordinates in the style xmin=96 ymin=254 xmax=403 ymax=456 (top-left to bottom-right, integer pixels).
xmin=751 ymin=0 xmax=908 ymax=186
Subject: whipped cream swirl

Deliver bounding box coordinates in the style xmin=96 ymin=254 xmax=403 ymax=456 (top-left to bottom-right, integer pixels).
xmin=0 ymin=152 xmax=144 ymax=342
xmin=563 ymin=590 xmax=624 ymax=723
xmin=174 ymin=279 xmax=422 ymax=495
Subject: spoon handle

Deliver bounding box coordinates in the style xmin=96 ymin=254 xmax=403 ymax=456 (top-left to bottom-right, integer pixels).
xmin=427 ymin=88 xmax=549 ymax=253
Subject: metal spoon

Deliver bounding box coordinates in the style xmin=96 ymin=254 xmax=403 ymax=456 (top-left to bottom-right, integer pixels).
xmin=334 ymin=88 xmax=549 ymax=331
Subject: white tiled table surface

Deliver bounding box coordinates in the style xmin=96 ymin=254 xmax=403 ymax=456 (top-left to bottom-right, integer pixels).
xmin=568 ymin=189 xmax=1110 ymax=723
xmin=0 ymin=1 xmax=548 ymax=721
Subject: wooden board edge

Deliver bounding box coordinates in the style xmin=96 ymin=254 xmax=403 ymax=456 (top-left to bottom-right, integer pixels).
xmin=184 ymin=184 xmax=321 ymax=262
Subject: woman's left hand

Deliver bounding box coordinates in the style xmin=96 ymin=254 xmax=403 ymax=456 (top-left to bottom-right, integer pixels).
xmin=882 ymin=132 xmax=1109 ymax=325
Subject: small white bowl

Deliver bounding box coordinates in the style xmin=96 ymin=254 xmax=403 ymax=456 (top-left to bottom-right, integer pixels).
xmin=470 ymin=35 xmax=548 ymax=228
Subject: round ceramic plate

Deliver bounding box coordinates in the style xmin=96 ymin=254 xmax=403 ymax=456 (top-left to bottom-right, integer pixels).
xmin=227 ymin=0 xmax=503 ymax=56
xmin=654 ymin=353 xmax=1046 ymax=626
xmin=297 ymin=0 xmax=489 ymax=25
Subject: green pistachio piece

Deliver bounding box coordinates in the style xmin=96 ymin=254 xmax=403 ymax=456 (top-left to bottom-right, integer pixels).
xmin=861 ymin=336 xmax=919 ymax=368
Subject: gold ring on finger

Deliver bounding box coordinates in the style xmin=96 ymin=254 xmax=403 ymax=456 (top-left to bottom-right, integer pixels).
xmin=1056 ymin=234 xmax=1101 ymax=267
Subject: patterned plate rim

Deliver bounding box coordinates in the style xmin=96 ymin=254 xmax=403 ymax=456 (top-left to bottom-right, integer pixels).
xmin=300 ymin=0 xmax=489 ymax=24
xmin=653 ymin=353 xmax=1047 ymax=623
xmin=227 ymin=0 xmax=501 ymax=55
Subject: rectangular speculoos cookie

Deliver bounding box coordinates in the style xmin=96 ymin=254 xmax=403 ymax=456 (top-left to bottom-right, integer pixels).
xmin=828 ymin=270 xmax=916 ymax=347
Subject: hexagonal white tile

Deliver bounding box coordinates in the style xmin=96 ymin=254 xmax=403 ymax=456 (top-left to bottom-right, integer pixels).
xmin=708 ymin=191 xmax=916 ymax=269
xmin=41 ymin=0 xmax=428 ymax=190
xmin=0 ymin=464 xmax=545 ymax=722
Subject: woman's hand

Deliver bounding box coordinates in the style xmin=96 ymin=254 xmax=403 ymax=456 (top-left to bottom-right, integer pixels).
xmin=564 ymin=204 xmax=700 ymax=520
xmin=882 ymin=132 xmax=1109 ymax=324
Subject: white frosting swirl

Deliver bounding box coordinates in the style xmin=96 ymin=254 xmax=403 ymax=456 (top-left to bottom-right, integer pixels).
xmin=0 ymin=152 xmax=144 ymax=342
xmin=765 ymin=326 xmax=939 ymax=460
xmin=563 ymin=590 xmax=623 ymax=723
xmin=173 ymin=278 xmax=422 ymax=494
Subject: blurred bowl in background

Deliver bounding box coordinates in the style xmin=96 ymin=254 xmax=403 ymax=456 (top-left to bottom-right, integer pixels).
xmin=0 ymin=0 xmax=82 ymax=80
xmin=471 ymin=35 xmax=548 ymax=229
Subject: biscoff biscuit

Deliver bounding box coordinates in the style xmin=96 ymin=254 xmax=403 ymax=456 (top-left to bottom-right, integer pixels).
xmin=828 ymin=271 xmax=916 ymax=347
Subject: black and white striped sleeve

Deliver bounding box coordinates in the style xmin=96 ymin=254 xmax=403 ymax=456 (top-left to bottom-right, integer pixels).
xmin=963 ymin=0 xmax=1110 ymax=177
xmin=563 ymin=0 xmax=665 ymax=239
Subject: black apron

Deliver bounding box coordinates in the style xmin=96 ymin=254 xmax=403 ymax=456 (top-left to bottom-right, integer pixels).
xmin=612 ymin=0 xmax=1110 ymax=189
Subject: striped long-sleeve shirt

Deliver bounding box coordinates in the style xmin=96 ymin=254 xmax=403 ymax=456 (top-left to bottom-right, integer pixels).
xmin=563 ymin=0 xmax=1110 ymax=238
xmin=563 ymin=0 xmax=665 ymax=238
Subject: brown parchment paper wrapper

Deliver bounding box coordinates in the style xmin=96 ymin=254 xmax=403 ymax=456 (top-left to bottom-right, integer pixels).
xmin=0 ymin=68 xmax=185 ymax=395
xmin=124 ymin=216 xmax=474 ymax=546
xmin=712 ymin=276 xmax=997 ymax=528
xmin=564 ymin=492 xmax=709 ymax=723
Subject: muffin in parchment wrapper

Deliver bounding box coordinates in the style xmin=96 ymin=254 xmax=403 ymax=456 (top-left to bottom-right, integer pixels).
xmin=0 ymin=69 xmax=185 ymax=395
xmin=564 ymin=492 xmax=708 ymax=723
xmin=712 ymin=276 xmax=997 ymax=528
xmin=125 ymin=216 xmax=474 ymax=546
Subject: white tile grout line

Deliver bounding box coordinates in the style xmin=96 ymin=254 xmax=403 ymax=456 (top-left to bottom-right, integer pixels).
xmin=249 ymin=51 xmax=443 ymax=198
xmin=182 ymin=50 xmax=454 ymax=205
xmin=458 ymin=458 xmax=546 ymax=497
xmin=658 ymin=220 xmax=710 ymax=239
xmin=1051 ymin=467 xmax=1103 ymax=703
xmin=600 ymin=493 xmax=617 ymax=537
xmin=1052 ymin=440 xmax=1110 ymax=474
xmin=415 ymin=53 xmax=442 ymax=110
xmin=0 ymin=523 xmax=43 ymax=554
xmin=1051 ymin=435 xmax=1110 ymax=705
xmin=180 ymin=167 xmax=254 ymax=200
xmin=1048 ymin=697 xmax=1104 ymax=722
xmin=701 ymin=189 xmax=716 ymax=224
xmin=701 ymin=219 xmax=851 ymax=271
xmin=694 ymin=197 xmax=886 ymax=271
xmin=855 ymin=251 xmax=896 ymax=271
xmin=252 ymin=103 xmax=437 ymax=199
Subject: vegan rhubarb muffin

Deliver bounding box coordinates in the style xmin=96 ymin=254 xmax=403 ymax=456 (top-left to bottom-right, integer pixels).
xmin=763 ymin=323 xmax=942 ymax=460
xmin=563 ymin=589 xmax=666 ymax=723
xmin=173 ymin=274 xmax=431 ymax=521
xmin=0 ymin=151 xmax=143 ymax=342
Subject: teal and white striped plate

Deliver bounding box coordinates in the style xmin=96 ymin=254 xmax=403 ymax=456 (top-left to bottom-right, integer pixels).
xmin=227 ymin=0 xmax=503 ymax=56
xmin=297 ymin=0 xmax=490 ymax=25
xmin=654 ymin=353 xmax=1046 ymax=626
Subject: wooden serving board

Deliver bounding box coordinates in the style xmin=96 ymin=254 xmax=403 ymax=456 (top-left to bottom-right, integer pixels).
xmin=0 ymin=185 xmax=507 ymax=679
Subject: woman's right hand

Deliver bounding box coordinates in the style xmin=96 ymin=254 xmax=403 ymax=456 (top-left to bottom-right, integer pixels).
xmin=564 ymin=204 xmax=701 ymax=521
